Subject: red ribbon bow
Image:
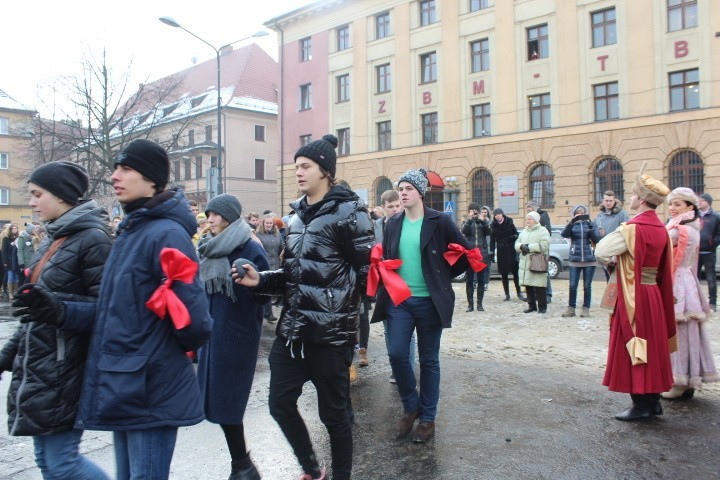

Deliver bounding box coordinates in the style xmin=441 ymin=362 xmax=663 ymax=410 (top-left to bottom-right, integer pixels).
xmin=145 ymin=248 xmax=198 ymax=329
xmin=444 ymin=243 xmax=486 ymax=272
xmin=366 ymin=244 xmax=412 ymax=306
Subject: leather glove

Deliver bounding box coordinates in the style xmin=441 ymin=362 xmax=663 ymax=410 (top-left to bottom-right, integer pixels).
xmin=12 ymin=284 xmax=65 ymax=326
xmin=519 ymin=244 xmax=530 ymax=255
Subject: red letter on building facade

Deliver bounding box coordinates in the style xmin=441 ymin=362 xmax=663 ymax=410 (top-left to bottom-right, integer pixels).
xmin=674 ymin=40 xmax=688 ymax=58
xmin=472 ymin=80 xmax=485 ymax=95
xmin=422 ymin=92 xmax=432 ymax=104
xmin=597 ymin=55 xmax=609 ymax=71
xmin=378 ymin=100 xmax=386 ymax=113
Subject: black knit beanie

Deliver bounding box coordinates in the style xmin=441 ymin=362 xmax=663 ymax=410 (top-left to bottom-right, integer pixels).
xmin=294 ymin=134 xmax=338 ymax=176
xmin=205 ymin=193 xmax=242 ymax=224
xmin=115 ymin=139 xmax=170 ymax=189
xmin=28 ymin=161 xmax=89 ymax=205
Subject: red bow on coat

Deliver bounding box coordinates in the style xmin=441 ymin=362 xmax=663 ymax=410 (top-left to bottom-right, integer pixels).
xmin=443 ymin=243 xmax=486 ymax=272
xmin=366 ymin=244 xmax=412 ymax=306
xmin=145 ymin=248 xmax=198 ymax=329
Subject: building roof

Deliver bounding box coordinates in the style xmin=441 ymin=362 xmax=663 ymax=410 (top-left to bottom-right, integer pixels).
xmin=264 ymin=0 xmax=346 ymax=29
xmin=0 ymin=89 xmax=34 ymax=113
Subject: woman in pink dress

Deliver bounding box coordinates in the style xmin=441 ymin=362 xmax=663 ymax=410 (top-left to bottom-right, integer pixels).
xmin=662 ymin=187 xmax=719 ymax=400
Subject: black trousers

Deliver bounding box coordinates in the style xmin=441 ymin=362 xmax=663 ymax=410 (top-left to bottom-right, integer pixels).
xmin=525 ymin=286 xmax=547 ymax=311
xmin=268 ymin=337 xmax=353 ymax=480
xmin=698 ymin=252 xmax=717 ymax=305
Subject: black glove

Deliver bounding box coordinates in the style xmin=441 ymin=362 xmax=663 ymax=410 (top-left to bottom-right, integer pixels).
xmin=519 ymin=244 xmax=530 ymax=255
xmin=488 ymin=254 xmax=495 ymax=263
xmin=12 ymin=284 xmax=65 ymax=326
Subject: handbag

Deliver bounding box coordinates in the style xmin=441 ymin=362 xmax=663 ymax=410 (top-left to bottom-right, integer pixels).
xmin=529 ymin=253 xmax=548 ymax=273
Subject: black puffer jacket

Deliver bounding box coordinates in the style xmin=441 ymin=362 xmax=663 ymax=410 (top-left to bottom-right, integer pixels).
xmin=256 ymin=186 xmax=374 ymax=347
xmin=0 ymin=201 xmax=112 ymax=436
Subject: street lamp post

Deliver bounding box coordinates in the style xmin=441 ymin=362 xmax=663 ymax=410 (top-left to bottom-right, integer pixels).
xmin=159 ymin=16 xmax=268 ymax=195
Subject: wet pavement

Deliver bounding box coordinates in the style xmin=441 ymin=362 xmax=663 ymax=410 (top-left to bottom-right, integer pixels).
xmin=1 ymin=280 xmax=719 ymax=479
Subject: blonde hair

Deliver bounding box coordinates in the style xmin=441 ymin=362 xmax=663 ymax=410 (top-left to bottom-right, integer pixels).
xmin=256 ymin=214 xmax=278 ymax=235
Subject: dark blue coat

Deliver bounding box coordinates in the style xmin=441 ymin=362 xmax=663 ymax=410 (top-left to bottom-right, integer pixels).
xmin=65 ymin=190 xmax=213 ymax=431
xmin=197 ymin=241 xmax=269 ymax=424
xmin=561 ymin=219 xmax=601 ymax=263
xmin=371 ymin=207 xmax=471 ymax=328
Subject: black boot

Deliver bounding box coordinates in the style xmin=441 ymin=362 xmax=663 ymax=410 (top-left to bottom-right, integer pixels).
xmin=466 ymin=284 xmax=474 ymax=312
xmin=615 ymin=394 xmax=654 ymax=421
xmin=502 ymin=277 xmax=511 ymax=301
xmin=477 ymin=289 xmax=484 ymax=311
xmin=229 ymin=456 xmax=261 ymax=480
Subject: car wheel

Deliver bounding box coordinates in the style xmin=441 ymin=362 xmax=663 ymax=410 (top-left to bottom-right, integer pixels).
xmin=548 ymin=258 xmax=561 ymax=279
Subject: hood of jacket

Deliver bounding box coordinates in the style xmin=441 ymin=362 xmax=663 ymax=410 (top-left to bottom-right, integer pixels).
xmin=118 ymin=189 xmax=196 ymax=237
xmin=291 ymin=185 xmax=362 ymax=224
xmin=44 ymin=200 xmax=110 ymax=242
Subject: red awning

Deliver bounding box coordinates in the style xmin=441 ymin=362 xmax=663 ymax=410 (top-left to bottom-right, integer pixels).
xmin=426 ymin=171 xmax=444 ymax=189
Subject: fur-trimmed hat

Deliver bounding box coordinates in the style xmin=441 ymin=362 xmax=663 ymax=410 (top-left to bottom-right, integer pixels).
xmin=632 ymin=162 xmax=670 ymax=206
xmin=667 ymin=187 xmax=698 ymax=207
xmin=398 ymin=168 xmax=429 ymax=197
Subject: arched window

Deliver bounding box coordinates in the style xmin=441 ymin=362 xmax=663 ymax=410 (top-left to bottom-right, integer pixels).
xmin=593 ymin=156 xmax=624 ymax=205
xmin=528 ymin=163 xmax=555 ymax=208
xmin=669 ymin=149 xmax=704 ymax=193
xmin=423 ymin=171 xmax=445 ymax=211
xmin=374 ymin=176 xmax=393 ymax=205
xmin=470 ymin=168 xmax=494 ymax=209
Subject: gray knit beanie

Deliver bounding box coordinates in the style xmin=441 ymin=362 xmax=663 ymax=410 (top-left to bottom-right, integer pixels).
xmin=398 ymin=168 xmax=429 ymax=197
xmin=205 ymin=194 xmax=242 ymax=224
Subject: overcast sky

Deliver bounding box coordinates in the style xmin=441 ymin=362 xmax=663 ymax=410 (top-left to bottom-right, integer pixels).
xmin=1 ymin=0 xmax=312 ymax=116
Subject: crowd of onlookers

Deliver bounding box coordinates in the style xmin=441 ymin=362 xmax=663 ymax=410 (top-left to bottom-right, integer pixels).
xmin=0 ymin=221 xmax=45 ymax=301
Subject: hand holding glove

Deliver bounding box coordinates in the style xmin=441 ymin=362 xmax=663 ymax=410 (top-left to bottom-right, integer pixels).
xmin=519 ymin=244 xmax=530 ymax=255
xmin=12 ymin=284 xmax=65 ymax=326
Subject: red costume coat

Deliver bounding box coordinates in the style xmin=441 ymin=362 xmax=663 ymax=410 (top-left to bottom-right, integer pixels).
xmin=601 ymin=210 xmax=676 ymax=394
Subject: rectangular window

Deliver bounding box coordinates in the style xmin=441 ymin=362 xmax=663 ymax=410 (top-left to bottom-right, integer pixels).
xmin=300 ymin=84 xmax=312 ymax=110
xmin=184 ymin=158 xmax=192 ymax=180
xmin=377 ymin=64 xmax=391 ymax=93
xmin=420 ymin=0 xmax=437 ymax=26
xmin=0 ymin=188 xmax=8 ymax=205
xmin=594 ymin=82 xmax=619 ymax=121
xmin=337 ymin=128 xmax=350 ymax=156
xmin=529 ymin=93 xmax=551 ymax=130
xmin=472 ymin=104 xmax=491 ymax=137
xmin=591 ymin=8 xmax=617 ymax=48
xmin=337 ymin=74 xmax=350 ymax=103
xmin=0 ymin=153 xmax=7 ymax=169
xmin=211 ymin=156 xmax=218 ymax=169
xmin=255 ymin=125 xmax=265 ymax=142
xmin=376 ymin=11 xmax=390 ymax=39
xmin=470 ymin=38 xmax=489 ymax=73
xmin=0 ymin=117 xmax=7 ymax=135
xmin=420 ymin=52 xmax=437 ymax=84
xmin=669 ymin=69 xmax=700 ymax=111
xmin=173 ymin=160 xmax=181 ymax=182
xmin=470 ymin=0 xmax=489 ymax=12
xmin=300 ymin=37 xmax=312 ymax=61
xmin=300 ymin=134 xmax=312 ymax=146
xmin=205 ymin=125 xmax=213 ymax=142
xmin=255 ymin=158 xmax=265 ymax=180
xmin=188 ymin=129 xmax=195 ymax=147
xmin=668 ymin=0 xmax=697 ymax=32
xmin=195 ymin=156 xmax=203 ymax=178
xmin=421 ymin=113 xmax=438 ymax=144
xmin=377 ymin=121 xmax=391 ymax=151
xmin=337 ymin=25 xmax=350 ymax=51
xmin=527 ymin=24 xmax=549 ymax=60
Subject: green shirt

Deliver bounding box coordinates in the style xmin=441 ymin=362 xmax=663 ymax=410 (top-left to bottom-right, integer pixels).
xmin=398 ymin=215 xmax=429 ymax=297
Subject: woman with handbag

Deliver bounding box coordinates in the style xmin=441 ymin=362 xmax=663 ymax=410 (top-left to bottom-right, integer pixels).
xmin=560 ymin=205 xmax=601 ymax=318
xmin=515 ymin=211 xmax=550 ymax=313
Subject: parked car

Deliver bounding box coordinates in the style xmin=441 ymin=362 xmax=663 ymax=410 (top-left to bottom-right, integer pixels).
xmin=453 ymin=225 xmax=570 ymax=282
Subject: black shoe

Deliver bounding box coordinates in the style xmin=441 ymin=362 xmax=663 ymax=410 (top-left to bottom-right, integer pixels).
xmin=518 ymin=293 xmax=527 ymax=301
xmin=477 ymin=305 xmax=485 ymax=311
xmin=504 ymin=294 xmax=511 ymax=301
xmin=538 ymin=308 xmax=547 ymax=314
xmin=466 ymin=305 xmax=474 ymax=312
xmin=484 ymin=284 xmax=489 ymax=291
xmin=523 ymin=308 xmax=537 ymax=313
xmin=615 ymin=405 xmax=653 ymax=421
xmin=229 ymin=456 xmax=261 ymax=480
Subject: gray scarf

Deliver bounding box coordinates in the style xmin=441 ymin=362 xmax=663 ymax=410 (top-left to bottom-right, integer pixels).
xmin=197 ymin=219 xmax=252 ymax=301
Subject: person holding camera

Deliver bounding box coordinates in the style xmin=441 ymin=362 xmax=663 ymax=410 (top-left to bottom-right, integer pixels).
xmin=561 ymin=205 xmax=601 ymax=318
xmin=462 ymin=202 xmax=491 ymax=311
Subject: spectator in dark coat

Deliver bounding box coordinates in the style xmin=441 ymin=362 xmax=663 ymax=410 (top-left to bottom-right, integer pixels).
xmin=697 ymin=193 xmax=720 ymax=311
xmin=490 ymin=208 xmax=525 ymax=301
xmin=462 ymin=202 xmax=491 ymax=311
xmin=196 ymin=194 xmax=269 ymax=480
xmin=1 ymin=161 xmax=112 ymax=479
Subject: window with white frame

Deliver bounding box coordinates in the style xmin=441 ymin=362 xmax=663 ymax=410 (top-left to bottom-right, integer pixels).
xmin=300 ymin=84 xmax=312 ymax=110
xmin=0 ymin=117 xmax=8 ymax=135
xmin=255 ymin=125 xmax=266 ymax=141
xmin=337 ymin=25 xmax=350 ymax=51
xmin=0 ymin=188 xmax=8 ymax=205
xmin=337 ymin=74 xmax=350 ymax=103
xmin=0 ymin=153 xmax=7 ymax=169
xmin=337 ymin=128 xmax=350 ymax=156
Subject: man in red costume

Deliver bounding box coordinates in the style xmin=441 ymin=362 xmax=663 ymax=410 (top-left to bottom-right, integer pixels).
xmin=595 ymin=163 xmax=676 ymax=421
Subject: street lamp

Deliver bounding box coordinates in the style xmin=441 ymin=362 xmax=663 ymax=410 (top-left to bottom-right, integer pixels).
xmin=159 ymin=16 xmax=268 ymax=195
